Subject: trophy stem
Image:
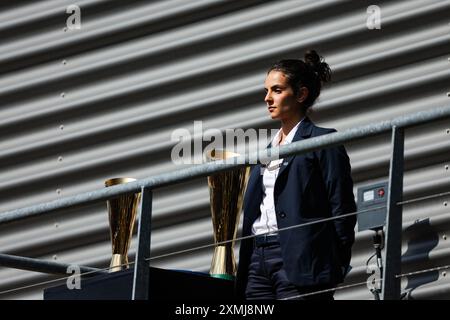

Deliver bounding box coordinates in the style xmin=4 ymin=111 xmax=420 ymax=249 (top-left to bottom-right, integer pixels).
xmin=210 ymin=245 xmax=236 ymax=280
xmin=109 ymin=254 xmax=129 ymax=273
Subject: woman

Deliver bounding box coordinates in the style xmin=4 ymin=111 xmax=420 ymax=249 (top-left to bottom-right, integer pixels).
xmin=236 ymin=50 xmax=357 ymax=300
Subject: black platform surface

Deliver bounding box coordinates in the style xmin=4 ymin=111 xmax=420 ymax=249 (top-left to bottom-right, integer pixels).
xmin=43 ymin=267 xmax=235 ymax=301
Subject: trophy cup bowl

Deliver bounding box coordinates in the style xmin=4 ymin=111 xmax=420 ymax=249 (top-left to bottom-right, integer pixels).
xmin=105 ymin=177 xmax=141 ymax=272
xmin=206 ymin=149 xmax=250 ymax=280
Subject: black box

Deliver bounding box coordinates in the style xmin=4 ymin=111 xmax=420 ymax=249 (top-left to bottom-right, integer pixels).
xmin=43 ymin=267 xmax=235 ymax=301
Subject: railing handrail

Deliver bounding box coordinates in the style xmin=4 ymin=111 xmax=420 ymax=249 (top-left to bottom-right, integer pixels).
xmin=0 ymin=105 xmax=449 ymax=226
xmin=0 ymin=253 xmax=105 ymax=275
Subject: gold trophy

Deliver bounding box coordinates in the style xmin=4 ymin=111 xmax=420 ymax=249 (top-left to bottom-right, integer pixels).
xmin=105 ymin=177 xmax=141 ymax=272
xmin=206 ymin=149 xmax=250 ymax=280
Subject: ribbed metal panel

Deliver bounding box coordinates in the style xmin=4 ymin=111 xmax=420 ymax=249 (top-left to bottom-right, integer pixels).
xmin=0 ymin=0 xmax=449 ymax=299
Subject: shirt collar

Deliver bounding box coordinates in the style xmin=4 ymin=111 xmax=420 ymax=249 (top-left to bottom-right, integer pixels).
xmin=272 ymin=117 xmax=305 ymax=147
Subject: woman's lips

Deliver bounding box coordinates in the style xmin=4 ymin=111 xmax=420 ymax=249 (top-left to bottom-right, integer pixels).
xmin=268 ymin=107 xmax=276 ymax=112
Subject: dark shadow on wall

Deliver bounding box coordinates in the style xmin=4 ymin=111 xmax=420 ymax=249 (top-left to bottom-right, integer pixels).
xmin=402 ymin=218 xmax=439 ymax=300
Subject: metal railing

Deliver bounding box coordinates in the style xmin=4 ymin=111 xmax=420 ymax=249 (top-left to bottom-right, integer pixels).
xmin=1 ymin=105 xmax=450 ymax=300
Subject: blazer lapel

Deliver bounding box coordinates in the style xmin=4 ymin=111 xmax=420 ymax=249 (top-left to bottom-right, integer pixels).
xmin=276 ymin=117 xmax=313 ymax=178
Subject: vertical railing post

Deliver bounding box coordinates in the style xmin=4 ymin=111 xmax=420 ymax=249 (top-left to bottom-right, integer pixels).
xmin=132 ymin=187 xmax=152 ymax=300
xmin=382 ymin=126 xmax=404 ymax=300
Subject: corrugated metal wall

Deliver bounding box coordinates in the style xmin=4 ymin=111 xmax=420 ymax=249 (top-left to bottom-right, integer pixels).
xmin=0 ymin=0 xmax=449 ymax=300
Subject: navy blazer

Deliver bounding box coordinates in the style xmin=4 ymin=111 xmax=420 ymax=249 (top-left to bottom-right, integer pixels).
xmin=236 ymin=117 xmax=356 ymax=297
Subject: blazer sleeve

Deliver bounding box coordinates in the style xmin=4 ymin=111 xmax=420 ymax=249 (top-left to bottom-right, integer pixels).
xmin=316 ymin=130 xmax=357 ymax=270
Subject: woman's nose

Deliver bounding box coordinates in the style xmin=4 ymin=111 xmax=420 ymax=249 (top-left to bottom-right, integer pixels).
xmin=264 ymin=92 xmax=272 ymax=103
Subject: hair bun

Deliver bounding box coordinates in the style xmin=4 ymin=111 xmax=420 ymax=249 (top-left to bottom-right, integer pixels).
xmin=304 ymin=50 xmax=331 ymax=83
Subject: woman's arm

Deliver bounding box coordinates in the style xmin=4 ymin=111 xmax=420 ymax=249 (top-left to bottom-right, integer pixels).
xmin=317 ymin=135 xmax=357 ymax=270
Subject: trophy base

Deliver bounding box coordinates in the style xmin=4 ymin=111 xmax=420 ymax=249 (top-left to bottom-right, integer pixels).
xmin=210 ymin=273 xmax=235 ymax=281
xmin=109 ymin=254 xmax=129 ymax=273
xmin=210 ymin=245 xmax=236 ymax=280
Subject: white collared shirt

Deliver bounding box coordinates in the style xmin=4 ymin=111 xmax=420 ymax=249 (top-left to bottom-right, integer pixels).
xmin=251 ymin=118 xmax=304 ymax=236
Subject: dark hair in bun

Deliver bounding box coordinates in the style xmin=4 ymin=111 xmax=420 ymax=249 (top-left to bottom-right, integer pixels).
xmin=268 ymin=50 xmax=331 ymax=110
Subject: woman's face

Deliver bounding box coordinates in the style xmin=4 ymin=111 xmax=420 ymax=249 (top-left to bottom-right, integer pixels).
xmin=264 ymin=70 xmax=306 ymax=121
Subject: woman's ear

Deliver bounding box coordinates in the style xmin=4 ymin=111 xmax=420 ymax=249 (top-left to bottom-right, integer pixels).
xmin=296 ymin=87 xmax=309 ymax=104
